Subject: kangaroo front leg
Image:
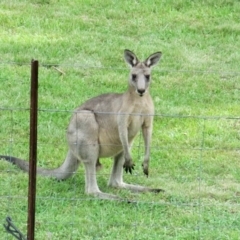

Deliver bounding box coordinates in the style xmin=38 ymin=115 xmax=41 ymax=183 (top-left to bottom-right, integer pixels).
xmin=117 ymin=114 xmax=135 ymax=174
xmin=142 ymin=120 xmax=153 ymax=177
xmin=123 ymin=148 xmax=135 ymax=174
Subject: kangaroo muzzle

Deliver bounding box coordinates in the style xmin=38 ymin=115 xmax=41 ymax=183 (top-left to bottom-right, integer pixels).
xmin=137 ymin=89 xmax=145 ymax=97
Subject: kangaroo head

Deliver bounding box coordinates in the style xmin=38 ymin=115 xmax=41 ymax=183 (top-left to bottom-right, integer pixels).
xmin=124 ymin=49 xmax=162 ymax=97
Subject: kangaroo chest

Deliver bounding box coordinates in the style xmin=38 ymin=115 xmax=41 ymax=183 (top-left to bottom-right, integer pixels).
xmin=127 ymin=115 xmax=144 ymax=140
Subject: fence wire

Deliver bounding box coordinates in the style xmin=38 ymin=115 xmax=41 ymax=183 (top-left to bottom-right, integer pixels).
xmin=1 ymin=60 xmax=240 ymax=76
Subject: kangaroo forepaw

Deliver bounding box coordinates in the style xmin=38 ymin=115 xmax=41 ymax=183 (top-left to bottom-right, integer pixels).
xmin=143 ymin=168 xmax=149 ymax=177
xmin=142 ymin=163 xmax=149 ymax=177
xmin=123 ymin=162 xmax=135 ymax=174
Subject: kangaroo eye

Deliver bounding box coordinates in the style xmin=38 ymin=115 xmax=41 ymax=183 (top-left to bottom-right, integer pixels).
xmin=132 ymin=74 xmax=137 ymax=82
xmin=145 ymin=75 xmax=150 ymax=81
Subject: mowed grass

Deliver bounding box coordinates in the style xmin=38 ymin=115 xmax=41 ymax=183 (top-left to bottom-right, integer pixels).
xmin=0 ymin=0 xmax=240 ymax=239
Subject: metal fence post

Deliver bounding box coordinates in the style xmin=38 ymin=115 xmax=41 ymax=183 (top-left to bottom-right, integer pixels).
xmin=27 ymin=59 xmax=39 ymax=240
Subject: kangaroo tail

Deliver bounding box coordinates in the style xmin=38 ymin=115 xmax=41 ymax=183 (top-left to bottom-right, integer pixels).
xmin=0 ymin=154 xmax=76 ymax=180
xmin=0 ymin=155 xmax=72 ymax=180
xmin=0 ymin=155 xmax=30 ymax=171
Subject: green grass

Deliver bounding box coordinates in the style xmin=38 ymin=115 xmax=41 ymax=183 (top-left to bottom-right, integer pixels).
xmin=0 ymin=0 xmax=240 ymax=239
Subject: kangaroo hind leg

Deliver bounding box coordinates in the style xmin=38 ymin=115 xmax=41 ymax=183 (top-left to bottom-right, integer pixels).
xmin=108 ymin=152 xmax=164 ymax=193
xmin=68 ymin=110 xmax=120 ymax=200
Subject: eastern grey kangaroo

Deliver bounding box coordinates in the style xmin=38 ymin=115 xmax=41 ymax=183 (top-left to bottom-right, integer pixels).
xmin=0 ymin=50 xmax=163 ymax=200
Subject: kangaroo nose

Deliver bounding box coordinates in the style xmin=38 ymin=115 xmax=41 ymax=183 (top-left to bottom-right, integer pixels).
xmin=137 ymin=89 xmax=145 ymax=96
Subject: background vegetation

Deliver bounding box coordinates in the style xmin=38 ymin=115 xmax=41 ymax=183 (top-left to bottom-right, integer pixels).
xmin=0 ymin=0 xmax=239 ymax=239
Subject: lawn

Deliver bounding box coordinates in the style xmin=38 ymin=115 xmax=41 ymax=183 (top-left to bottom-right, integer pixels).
xmin=0 ymin=0 xmax=240 ymax=239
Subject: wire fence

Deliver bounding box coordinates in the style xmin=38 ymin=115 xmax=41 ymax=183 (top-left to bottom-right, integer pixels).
xmin=0 ymin=61 xmax=240 ymax=239
xmin=2 ymin=60 xmax=240 ymax=76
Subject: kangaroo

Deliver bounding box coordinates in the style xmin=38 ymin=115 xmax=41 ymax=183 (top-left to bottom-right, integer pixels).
xmin=0 ymin=50 xmax=163 ymax=200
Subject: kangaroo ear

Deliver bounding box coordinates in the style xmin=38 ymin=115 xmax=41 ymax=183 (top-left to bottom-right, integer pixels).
xmin=124 ymin=49 xmax=139 ymax=67
xmin=144 ymin=52 xmax=162 ymax=68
